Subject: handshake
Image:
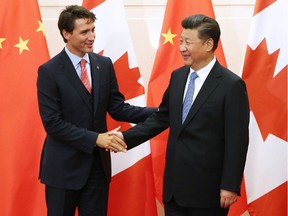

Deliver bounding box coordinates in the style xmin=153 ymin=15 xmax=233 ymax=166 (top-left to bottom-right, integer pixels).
xmin=96 ymin=126 xmax=127 ymax=153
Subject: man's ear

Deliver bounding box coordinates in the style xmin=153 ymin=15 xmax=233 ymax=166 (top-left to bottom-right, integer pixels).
xmin=205 ymin=38 xmax=214 ymax=52
xmin=62 ymin=29 xmax=70 ymax=41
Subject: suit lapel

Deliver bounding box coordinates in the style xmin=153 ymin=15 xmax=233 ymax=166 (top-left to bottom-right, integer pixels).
xmin=60 ymin=50 xmax=93 ymax=113
xmin=89 ymin=54 xmax=101 ymax=114
xmin=181 ymin=62 xmax=222 ymax=128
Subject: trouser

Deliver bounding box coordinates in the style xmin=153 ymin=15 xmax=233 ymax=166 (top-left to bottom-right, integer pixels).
xmin=164 ymin=197 xmax=229 ymax=216
xmin=45 ymin=155 xmax=109 ymax=216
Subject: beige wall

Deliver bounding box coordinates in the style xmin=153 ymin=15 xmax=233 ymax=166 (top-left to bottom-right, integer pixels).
xmin=39 ymin=0 xmax=255 ymax=92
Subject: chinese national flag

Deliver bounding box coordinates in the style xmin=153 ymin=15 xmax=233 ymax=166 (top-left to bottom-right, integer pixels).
xmin=82 ymin=0 xmax=157 ymax=215
xmin=147 ymin=0 xmax=227 ymax=209
xmin=0 ymin=0 xmax=49 ymax=215
xmin=230 ymin=0 xmax=287 ymax=215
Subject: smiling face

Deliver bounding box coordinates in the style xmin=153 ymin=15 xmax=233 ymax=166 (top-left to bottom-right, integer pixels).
xmin=179 ymin=28 xmax=214 ymax=71
xmin=63 ymin=18 xmax=95 ymax=57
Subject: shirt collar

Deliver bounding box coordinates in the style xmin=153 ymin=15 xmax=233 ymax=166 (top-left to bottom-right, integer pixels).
xmin=64 ymin=47 xmax=90 ymax=67
xmin=190 ymin=57 xmax=216 ymax=81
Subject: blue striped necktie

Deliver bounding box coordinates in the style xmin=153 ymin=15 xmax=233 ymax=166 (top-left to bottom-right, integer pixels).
xmin=182 ymin=72 xmax=198 ymax=123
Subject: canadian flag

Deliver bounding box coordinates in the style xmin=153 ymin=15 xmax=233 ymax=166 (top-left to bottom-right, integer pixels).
xmin=234 ymin=0 xmax=287 ymax=215
xmin=82 ymin=1 xmax=157 ymax=215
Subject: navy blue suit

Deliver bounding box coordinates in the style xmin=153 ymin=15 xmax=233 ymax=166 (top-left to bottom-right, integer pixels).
xmin=37 ymin=49 xmax=155 ymax=201
xmin=123 ymin=60 xmax=249 ymax=210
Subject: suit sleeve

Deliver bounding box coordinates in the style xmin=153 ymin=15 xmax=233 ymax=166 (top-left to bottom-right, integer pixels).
xmin=221 ymin=78 xmax=250 ymax=194
xmin=123 ymin=83 xmax=170 ymax=149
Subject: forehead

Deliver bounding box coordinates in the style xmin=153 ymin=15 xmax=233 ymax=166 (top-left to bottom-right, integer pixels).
xmin=180 ymin=28 xmax=199 ymax=40
xmin=73 ymin=18 xmax=95 ymax=30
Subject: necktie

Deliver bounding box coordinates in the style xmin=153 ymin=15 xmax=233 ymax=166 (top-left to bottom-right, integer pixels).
xmin=80 ymin=59 xmax=91 ymax=93
xmin=182 ymin=72 xmax=198 ymax=123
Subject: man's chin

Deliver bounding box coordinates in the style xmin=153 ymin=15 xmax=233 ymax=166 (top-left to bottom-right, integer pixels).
xmin=183 ymin=61 xmax=191 ymax=67
xmin=86 ymin=47 xmax=94 ymax=53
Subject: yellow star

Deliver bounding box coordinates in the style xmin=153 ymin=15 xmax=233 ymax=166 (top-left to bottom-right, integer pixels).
xmin=162 ymin=28 xmax=177 ymax=45
xmin=0 ymin=38 xmax=6 ymax=49
xmin=36 ymin=20 xmax=46 ymax=36
xmin=14 ymin=37 xmax=30 ymax=54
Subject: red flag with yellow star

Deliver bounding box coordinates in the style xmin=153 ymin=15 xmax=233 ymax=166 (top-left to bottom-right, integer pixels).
xmin=147 ymin=0 xmax=227 ymax=210
xmin=0 ymin=0 xmax=49 ymax=215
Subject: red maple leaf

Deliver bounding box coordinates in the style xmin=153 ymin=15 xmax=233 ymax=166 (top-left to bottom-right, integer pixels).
xmin=97 ymin=50 xmax=144 ymax=100
xmin=97 ymin=51 xmax=145 ymax=131
xmin=242 ymin=39 xmax=287 ymax=141
xmin=113 ymin=52 xmax=144 ymax=100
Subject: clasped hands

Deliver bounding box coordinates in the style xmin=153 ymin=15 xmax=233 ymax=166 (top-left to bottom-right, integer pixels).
xmin=96 ymin=126 xmax=125 ymax=153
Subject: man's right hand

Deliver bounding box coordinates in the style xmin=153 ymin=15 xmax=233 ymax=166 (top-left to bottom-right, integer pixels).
xmin=96 ymin=126 xmax=127 ymax=152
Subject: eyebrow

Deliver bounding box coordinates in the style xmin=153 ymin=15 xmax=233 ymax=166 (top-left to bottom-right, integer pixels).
xmin=80 ymin=27 xmax=94 ymax=34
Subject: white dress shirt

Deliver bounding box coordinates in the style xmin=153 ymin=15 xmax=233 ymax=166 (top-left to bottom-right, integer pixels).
xmin=65 ymin=47 xmax=92 ymax=86
xmin=183 ymin=57 xmax=216 ymax=103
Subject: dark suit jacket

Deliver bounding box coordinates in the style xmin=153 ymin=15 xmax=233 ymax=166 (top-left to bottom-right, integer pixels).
xmin=123 ymin=60 xmax=250 ymax=208
xmin=37 ymin=49 xmax=156 ymax=190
